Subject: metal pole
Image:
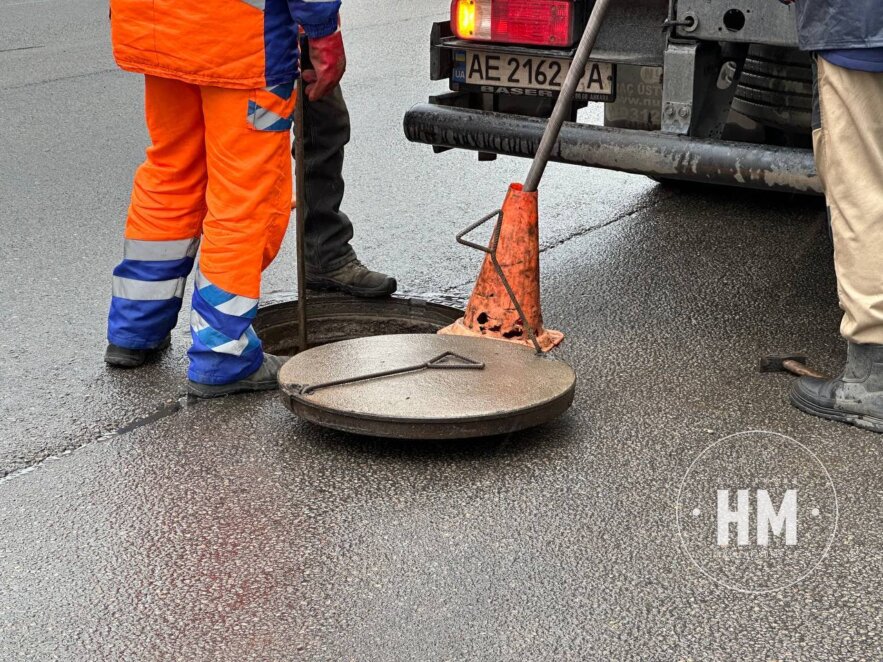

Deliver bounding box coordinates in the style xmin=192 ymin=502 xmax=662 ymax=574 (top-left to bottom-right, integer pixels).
xmin=523 ymin=0 xmax=613 ymax=193
xmin=295 ymin=76 xmax=308 ymax=353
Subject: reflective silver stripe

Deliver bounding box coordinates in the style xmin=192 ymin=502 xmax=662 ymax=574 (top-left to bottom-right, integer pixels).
xmin=190 ymin=311 xmax=250 ymax=356
xmin=190 ymin=310 xmax=211 ymax=334
xmin=124 ymin=238 xmax=199 ymax=262
xmin=268 ymin=84 xmax=292 ymax=101
xmin=248 ymin=106 xmax=288 ymax=131
xmin=194 ymin=270 xmax=258 ymax=317
xmin=113 ymin=276 xmax=185 ymax=301
xmin=240 ymin=0 xmax=265 ymax=9
xmin=211 ymin=333 xmax=250 ymax=356
xmin=215 ymin=296 xmax=259 ymax=317
xmin=195 ymin=269 xmax=210 ymax=291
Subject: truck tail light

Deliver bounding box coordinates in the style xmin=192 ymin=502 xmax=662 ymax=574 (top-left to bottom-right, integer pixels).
xmin=451 ymin=0 xmax=576 ymax=47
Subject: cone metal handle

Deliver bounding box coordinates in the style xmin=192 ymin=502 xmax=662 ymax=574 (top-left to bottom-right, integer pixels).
xmin=456 ymin=208 xmax=544 ymax=354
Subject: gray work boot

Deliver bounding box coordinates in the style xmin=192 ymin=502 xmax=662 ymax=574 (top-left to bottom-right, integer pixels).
xmin=105 ymin=335 xmax=171 ymax=368
xmin=306 ymin=258 xmax=397 ymax=298
xmin=790 ymin=342 xmax=883 ymax=433
xmin=187 ymin=354 xmax=287 ymax=399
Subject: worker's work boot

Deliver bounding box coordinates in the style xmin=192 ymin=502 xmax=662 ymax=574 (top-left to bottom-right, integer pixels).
xmin=306 ymin=258 xmax=397 ymax=298
xmin=105 ymin=335 xmax=171 ymax=368
xmin=187 ymin=354 xmax=287 ymax=399
xmin=790 ymin=342 xmax=883 ymax=433
xmin=298 ymin=81 xmax=397 ymax=297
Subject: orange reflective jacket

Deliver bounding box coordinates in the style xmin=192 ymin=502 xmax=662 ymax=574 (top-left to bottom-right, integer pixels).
xmin=110 ymin=0 xmax=341 ymax=89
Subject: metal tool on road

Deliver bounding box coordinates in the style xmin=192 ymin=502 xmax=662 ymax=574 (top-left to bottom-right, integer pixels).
xmin=760 ymin=353 xmax=829 ymax=380
xmin=279 ymin=5 xmax=616 ymax=438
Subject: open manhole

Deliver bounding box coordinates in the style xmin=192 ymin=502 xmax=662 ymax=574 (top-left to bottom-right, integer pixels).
xmin=254 ymin=291 xmax=466 ymax=356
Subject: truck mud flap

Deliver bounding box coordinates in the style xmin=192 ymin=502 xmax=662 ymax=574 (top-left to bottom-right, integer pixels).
xmin=403 ymin=103 xmax=821 ymax=195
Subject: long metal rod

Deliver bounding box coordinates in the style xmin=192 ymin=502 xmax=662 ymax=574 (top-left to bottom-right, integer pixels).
xmin=295 ymin=77 xmax=308 ymax=353
xmin=523 ymin=0 xmax=614 ymax=193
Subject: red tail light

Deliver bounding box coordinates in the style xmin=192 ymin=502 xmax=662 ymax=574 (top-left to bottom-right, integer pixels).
xmin=451 ymin=0 xmax=577 ymax=47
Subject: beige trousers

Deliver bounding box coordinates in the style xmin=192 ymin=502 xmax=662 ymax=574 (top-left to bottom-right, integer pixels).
xmin=814 ymin=57 xmax=883 ymax=344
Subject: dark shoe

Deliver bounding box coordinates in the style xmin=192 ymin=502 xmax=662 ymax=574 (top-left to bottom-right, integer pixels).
xmin=790 ymin=342 xmax=883 ymax=433
xmin=306 ymin=259 xmax=397 ymax=298
xmin=187 ymin=354 xmax=287 ymax=399
xmin=105 ymin=335 xmax=171 ymax=368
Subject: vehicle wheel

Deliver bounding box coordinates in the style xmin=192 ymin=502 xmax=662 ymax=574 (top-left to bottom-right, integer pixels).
xmin=731 ymin=45 xmax=813 ymax=136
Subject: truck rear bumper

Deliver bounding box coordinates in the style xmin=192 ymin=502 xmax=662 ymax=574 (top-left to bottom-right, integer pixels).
xmin=403 ymin=101 xmax=821 ymax=195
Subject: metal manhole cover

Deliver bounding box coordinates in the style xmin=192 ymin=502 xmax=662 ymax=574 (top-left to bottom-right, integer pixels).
xmin=279 ymin=334 xmax=576 ymax=439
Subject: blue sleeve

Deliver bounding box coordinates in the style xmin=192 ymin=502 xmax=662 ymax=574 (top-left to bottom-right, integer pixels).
xmin=288 ymin=0 xmax=341 ymax=39
xmin=820 ymin=48 xmax=883 ymax=73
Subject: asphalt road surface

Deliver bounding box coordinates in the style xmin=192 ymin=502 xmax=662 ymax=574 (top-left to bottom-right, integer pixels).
xmin=1 ymin=1 xmax=881 ymax=660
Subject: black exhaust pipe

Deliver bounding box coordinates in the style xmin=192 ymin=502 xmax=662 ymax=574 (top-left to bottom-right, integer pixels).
xmin=403 ymin=103 xmax=821 ymax=195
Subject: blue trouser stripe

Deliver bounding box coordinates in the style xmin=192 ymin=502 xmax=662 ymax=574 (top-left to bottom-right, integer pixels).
xmin=187 ymin=274 xmax=264 ymax=385
xmin=192 ymin=324 xmax=261 ymax=356
xmin=197 ymin=283 xmax=236 ymax=308
xmin=187 ymin=339 xmax=263 ymax=385
xmin=194 ymin=324 xmax=241 ymax=351
xmin=107 ymin=254 xmax=194 ymax=349
xmin=113 ymin=257 xmax=195 ymax=282
xmin=107 ymin=237 xmax=266 ymax=384
xmin=191 ymin=286 xmax=256 ymax=341
xmin=108 ymin=297 xmax=184 ymax=349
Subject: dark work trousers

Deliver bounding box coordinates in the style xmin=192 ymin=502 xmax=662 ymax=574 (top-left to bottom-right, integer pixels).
xmin=295 ymin=43 xmax=358 ymax=272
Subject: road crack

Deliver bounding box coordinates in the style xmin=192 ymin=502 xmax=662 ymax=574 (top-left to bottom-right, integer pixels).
xmin=0 ymin=66 xmax=119 ymax=92
xmin=0 ymin=395 xmax=190 ymax=485
xmin=435 ymin=191 xmax=673 ymax=294
xmin=539 ymin=191 xmax=674 ymax=253
xmin=0 ymin=45 xmax=43 ymax=54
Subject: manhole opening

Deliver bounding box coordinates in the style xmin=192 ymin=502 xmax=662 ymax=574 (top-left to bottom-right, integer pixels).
xmin=254 ymin=292 xmax=465 ymax=356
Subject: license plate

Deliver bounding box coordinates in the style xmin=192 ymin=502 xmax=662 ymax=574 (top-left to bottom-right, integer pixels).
xmin=452 ymin=49 xmax=615 ymax=101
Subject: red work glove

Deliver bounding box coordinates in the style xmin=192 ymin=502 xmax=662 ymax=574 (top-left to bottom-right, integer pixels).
xmin=303 ymin=30 xmax=346 ymax=101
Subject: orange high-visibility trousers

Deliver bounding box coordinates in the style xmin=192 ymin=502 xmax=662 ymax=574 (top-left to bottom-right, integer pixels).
xmin=108 ymin=74 xmax=295 ymax=384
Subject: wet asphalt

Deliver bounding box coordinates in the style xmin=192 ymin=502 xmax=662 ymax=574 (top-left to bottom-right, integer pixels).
xmin=1 ymin=0 xmax=882 ymax=660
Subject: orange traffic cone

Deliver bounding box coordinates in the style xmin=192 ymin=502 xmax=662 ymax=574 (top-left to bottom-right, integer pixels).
xmin=439 ymin=183 xmax=564 ymax=352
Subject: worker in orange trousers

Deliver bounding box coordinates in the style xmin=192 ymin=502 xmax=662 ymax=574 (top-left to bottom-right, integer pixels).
xmin=104 ymin=0 xmax=345 ymax=398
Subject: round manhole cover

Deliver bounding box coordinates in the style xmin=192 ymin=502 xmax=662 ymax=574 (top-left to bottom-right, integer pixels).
xmin=279 ymin=334 xmax=576 ymax=439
